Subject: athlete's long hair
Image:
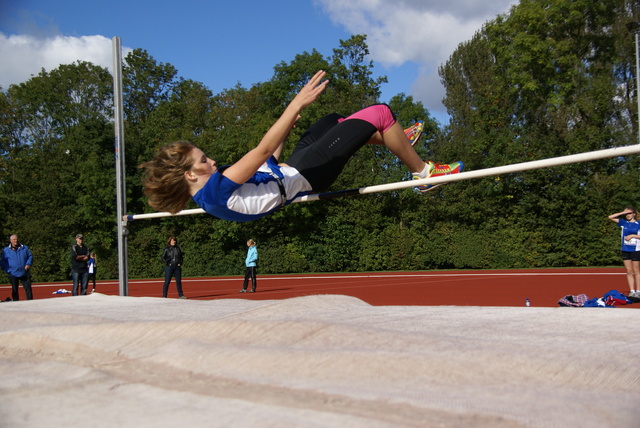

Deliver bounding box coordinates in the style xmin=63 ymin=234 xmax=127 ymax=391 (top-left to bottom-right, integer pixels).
xmin=140 ymin=141 xmax=196 ymax=214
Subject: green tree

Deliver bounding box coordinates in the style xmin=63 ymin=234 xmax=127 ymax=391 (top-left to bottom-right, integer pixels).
xmin=1 ymin=62 xmax=116 ymax=281
xmin=436 ymin=0 xmax=639 ymax=268
xmin=122 ymin=49 xmax=177 ymax=126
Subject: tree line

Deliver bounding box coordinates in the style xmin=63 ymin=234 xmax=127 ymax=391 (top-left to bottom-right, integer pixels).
xmin=1 ymin=0 xmax=638 ymax=283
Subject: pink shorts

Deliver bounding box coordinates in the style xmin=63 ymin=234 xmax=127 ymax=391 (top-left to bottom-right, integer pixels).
xmin=338 ymin=104 xmax=396 ymax=133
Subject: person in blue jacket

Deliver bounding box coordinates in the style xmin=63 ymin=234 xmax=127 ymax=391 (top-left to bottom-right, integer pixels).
xmin=240 ymin=239 xmax=258 ymax=293
xmin=1 ymin=234 xmax=34 ymax=301
xmin=608 ymin=207 xmax=640 ymax=297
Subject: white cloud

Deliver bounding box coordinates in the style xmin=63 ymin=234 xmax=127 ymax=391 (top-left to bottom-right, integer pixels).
xmin=0 ymin=33 xmax=120 ymax=90
xmin=315 ymin=0 xmax=516 ymax=119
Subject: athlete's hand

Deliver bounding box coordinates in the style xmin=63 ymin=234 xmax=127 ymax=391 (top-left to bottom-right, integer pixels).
xmin=290 ymin=70 xmax=328 ymax=110
xmin=224 ymin=73 xmax=327 ymax=185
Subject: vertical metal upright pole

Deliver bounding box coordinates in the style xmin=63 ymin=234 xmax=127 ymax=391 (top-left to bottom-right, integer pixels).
xmin=113 ymin=37 xmax=129 ymax=296
xmin=635 ymin=32 xmax=640 ymax=144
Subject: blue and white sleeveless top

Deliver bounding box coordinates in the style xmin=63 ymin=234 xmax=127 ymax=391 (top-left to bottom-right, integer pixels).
xmin=618 ymin=219 xmax=640 ymax=252
xmin=192 ymin=156 xmax=312 ymax=222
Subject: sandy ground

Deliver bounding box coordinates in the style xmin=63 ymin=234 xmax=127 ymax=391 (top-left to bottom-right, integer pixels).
xmin=1 ymin=293 xmax=638 ymax=427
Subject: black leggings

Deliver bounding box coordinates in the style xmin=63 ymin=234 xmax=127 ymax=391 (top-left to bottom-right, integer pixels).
xmin=284 ymin=114 xmax=377 ymax=191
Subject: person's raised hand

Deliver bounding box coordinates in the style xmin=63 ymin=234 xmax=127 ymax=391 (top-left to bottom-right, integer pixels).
xmin=291 ymin=70 xmax=328 ymax=110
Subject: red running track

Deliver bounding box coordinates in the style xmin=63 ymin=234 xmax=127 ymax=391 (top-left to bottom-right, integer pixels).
xmin=4 ymin=268 xmax=638 ymax=308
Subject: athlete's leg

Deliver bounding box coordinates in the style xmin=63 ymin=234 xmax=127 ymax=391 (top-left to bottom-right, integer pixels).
xmin=286 ymin=104 xmax=461 ymax=191
xmin=632 ymin=259 xmax=640 ymax=292
xmin=380 ymin=122 xmax=427 ymax=173
xmin=284 ymin=118 xmax=376 ymax=190
xmin=339 ymin=104 xmax=425 ymax=173
xmin=289 ymin=113 xmax=345 ymax=156
xmin=623 ymin=259 xmax=635 ymax=292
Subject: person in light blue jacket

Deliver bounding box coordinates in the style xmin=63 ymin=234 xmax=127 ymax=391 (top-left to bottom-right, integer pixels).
xmin=1 ymin=234 xmax=34 ymax=300
xmin=240 ymin=239 xmax=258 ymax=293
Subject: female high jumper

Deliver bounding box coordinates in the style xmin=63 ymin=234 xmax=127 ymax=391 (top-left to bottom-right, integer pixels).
xmin=141 ymin=71 xmax=463 ymax=222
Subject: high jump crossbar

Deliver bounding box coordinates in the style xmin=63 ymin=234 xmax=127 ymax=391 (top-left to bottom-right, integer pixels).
xmin=124 ymin=143 xmax=640 ymax=221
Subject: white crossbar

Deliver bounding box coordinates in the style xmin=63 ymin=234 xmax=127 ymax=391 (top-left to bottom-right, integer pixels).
xmin=125 ymin=144 xmax=640 ymax=221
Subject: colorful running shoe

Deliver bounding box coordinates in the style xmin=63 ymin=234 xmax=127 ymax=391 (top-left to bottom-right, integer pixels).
xmin=413 ymin=160 xmax=464 ymax=192
xmin=404 ymin=121 xmax=424 ymax=146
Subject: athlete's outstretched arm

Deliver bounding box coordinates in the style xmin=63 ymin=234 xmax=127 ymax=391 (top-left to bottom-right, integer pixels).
xmin=272 ymin=114 xmax=300 ymax=161
xmin=223 ymin=71 xmax=328 ymax=184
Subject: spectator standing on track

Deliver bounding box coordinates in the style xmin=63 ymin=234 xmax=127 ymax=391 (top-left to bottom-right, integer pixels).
xmin=608 ymin=207 xmax=640 ymax=297
xmin=161 ymin=236 xmax=186 ymax=299
xmin=70 ymin=233 xmax=91 ymax=296
xmin=1 ymin=234 xmax=34 ymax=301
xmin=239 ymin=239 xmax=258 ymax=293
xmin=88 ymin=252 xmax=97 ymax=293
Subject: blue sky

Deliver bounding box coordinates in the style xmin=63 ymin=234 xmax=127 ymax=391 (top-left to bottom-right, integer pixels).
xmin=0 ymin=0 xmax=516 ymax=124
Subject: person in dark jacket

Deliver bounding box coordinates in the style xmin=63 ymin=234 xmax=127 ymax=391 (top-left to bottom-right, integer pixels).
xmin=161 ymin=236 xmax=185 ymax=299
xmin=1 ymin=234 xmax=34 ymax=301
xmin=70 ymin=233 xmax=90 ymax=296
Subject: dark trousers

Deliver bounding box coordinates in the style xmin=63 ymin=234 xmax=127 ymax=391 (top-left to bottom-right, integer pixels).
xmin=243 ymin=266 xmax=257 ymax=291
xmin=9 ymin=274 xmax=33 ymax=301
xmin=163 ymin=265 xmax=183 ymax=298
xmin=72 ymin=271 xmax=89 ymax=296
